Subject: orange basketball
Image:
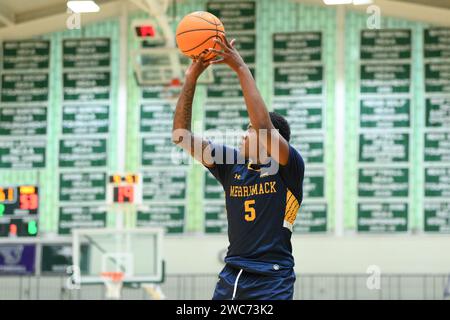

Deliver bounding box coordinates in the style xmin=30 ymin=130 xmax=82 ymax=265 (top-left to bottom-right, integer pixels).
xmin=176 ymin=11 xmax=225 ymax=61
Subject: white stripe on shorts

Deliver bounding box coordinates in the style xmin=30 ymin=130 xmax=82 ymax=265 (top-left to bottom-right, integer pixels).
xmin=232 ymin=269 xmax=243 ymax=300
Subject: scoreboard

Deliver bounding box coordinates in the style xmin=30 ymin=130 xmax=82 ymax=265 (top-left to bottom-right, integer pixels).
xmin=0 ymin=186 xmax=39 ymax=237
xmin=108 ymin=174 xmax=142 ymax=205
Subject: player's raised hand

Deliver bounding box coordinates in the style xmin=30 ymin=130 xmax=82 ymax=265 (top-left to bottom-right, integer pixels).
xmin=208 ymin=35 xmax=246 ymax=73
xmin=185 ymin=54 xmax=210 ymax=82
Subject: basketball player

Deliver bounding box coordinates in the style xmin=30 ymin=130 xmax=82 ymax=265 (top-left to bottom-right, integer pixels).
xmin=172 ymin=35 xmax=305 ymax=300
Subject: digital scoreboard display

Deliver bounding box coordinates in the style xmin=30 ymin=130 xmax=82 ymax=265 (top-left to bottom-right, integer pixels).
xmin=135 ymin=25 xmax=155 ymax=38
xmin=108 ymin=174 xmax=141 ymax=204
xmin=0 ymin=186 xmax=39 ymax=237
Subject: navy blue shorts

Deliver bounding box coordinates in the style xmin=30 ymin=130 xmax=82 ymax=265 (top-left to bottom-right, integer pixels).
xmin=212 ymin=264 xmax=296 ymax=300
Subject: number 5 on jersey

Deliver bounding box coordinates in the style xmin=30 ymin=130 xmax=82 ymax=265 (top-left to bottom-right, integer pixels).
xmin=244 ymin=199 xmax=256 ymax=221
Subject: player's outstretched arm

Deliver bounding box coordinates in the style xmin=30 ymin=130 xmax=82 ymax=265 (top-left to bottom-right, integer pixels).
xmin=208 ymin=37 xmax=290 ymax=165
xmin=172 ymin=58 xmax=214 ymax=168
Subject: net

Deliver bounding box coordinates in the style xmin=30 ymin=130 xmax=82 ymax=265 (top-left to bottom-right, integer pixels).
xmin=101 ymin=271 xmax=124 ymax=300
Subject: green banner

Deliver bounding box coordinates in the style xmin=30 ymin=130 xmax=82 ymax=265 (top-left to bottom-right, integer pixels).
xmin=358 ymin=167 xmax=409 ymax=197
xmin=360 ymin=64 xmax=410 ymax=93
xmin=2 ymin=40 xmax=50 ymax=70
xmin=137 ymin=205 xmax=185 ymax=234
xmin=142 ymin=170 xmax=187 ymax=201
xmin=207 ymin=1 xmax=256 ymax=31
xmin=293 ymin=203 xmax=327 ymax=233
xmin=424 ymin=132 xmax=450 ymax=162
xmin=424 ymin=202 xmax=450 ymax=233
xmin=205 ymin=1 xmax=256 ymax=99
xmin=207 ymin=66 xmax=256 ymax=98
xmin=425 ymin=63 xmax=450 ymax=93
xmin=140 ymin=103 xmax=174 ymax=133
xmin=360 ymin=29 xmax=411 ymax=60
xmin=274 ymin=65 xmax=323 ymax=96
xmin=425 ymin=98 xmax=450 ymax=128
xmin=63 ymin=38 xmax=110 ymax=68
xmin=357 ymin=202 xmax=408 ymax=232
xmin=227 ymin=33 xmax=256 ymax=64
xmin=425 ymin=167 xmax=450 ymax=197
xmin=424 ymin=28 xmax=450 ymax=59
xmin=63 ymin=71 xmax=110 ymax=101
xmin=274 ymin=99 xmax=323 ymax=130
xmin=360 ymin=98 xmax=410 ymax=128
xmin=422 ymin=27 xmax=448 ymax=234
xmin=59 ymin=172 xmax=106 ymax=202
xmin=291 ymin=134 xmax=324 ymax=163
xmin=141 ymin=136 xmax=184 ymax=166
xmin=303 ymin=168 xmax=325 ymax=198
xmin=0 ymin=140 xmax=46 ymax=168
xmin=204 ymin=171 xmax=224 ymax=200
xmin=271 ymin=29 xmax=326 ymax=234
xmin=141 ymin=85 xmax=181 ymax=100
xmin=0 ymin=106 xmax=47 ymax=136
xmin=359 ymin=132 xmax=409 ymax=162
xmin=59 ymin=138 xmax=107 ymax=168
xmin=62 ymin=105 xmax=109 ymax=135
xmin=273 ymin=32 xmax=322 ymax=63
xmin=1 ymin=73 xmax=48 ymax=102
xmin=58 ymin=206 xmax=106 ymax=235
xmin=204 ymin=102 xmax=248 ymax=131
xmin=204 ymin=202 xmax=227 ymax=234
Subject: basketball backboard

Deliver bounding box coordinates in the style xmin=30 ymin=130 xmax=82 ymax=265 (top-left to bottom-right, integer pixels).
xmin=71 ymin=227 xmax=164 ymax=285
xmin=131 ymin=7 xmax=214 ymax=88
xmin=132 ymin=47 xmax=214 ymax=86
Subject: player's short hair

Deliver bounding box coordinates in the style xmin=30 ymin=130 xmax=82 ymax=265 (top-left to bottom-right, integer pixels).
xmin=269 ymin=112 xmax=291 ymax=142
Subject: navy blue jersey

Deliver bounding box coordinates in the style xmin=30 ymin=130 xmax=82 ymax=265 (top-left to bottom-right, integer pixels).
xmin=206 ymin=143 xmax=305 ymax=276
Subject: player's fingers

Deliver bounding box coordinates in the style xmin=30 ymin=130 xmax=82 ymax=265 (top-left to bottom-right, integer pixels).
xmin=230 ymin=39 xmax=236 ymax=48
xmin=209 ymin=58 xmax=225 ymax=65
xmin=197 ymin=51 xmax=208 ymax=61
xmin=222 ymin=34 xmax=233 ymax=49
xmin=201 ymin=59 xmax=210 ymax=67
xmin=213 ymin=38 xmax=229 ymax=51
xmin=207 ymin=48 xmax=227 ymax=56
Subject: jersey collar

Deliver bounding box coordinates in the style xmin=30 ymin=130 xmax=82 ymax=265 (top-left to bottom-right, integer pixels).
xmin=246 ymin=159 xmax=272 ymax=172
